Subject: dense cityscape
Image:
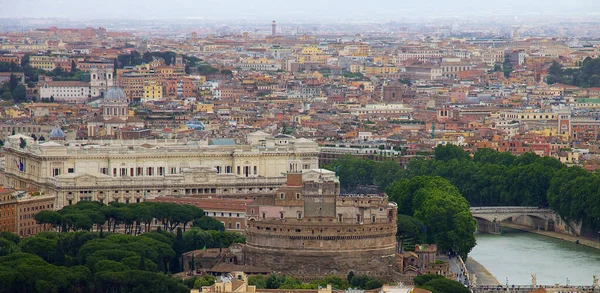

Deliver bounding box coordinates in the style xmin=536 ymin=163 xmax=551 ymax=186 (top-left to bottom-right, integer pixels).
xmin=0 ymin=1 xmax=600 ymax=292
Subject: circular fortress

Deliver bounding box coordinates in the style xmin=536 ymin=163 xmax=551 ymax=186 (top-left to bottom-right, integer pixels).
xmin=245 ymin=170 xmax=397 ymax=277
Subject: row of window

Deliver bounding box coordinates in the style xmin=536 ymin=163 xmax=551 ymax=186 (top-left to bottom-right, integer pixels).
xmin=2 ymin=126 xmax=42 ymax=133
xmin=205 ymin=211 xmax=242 ymax=218
xmin=67 ymin=197 xmax=141 ymax=206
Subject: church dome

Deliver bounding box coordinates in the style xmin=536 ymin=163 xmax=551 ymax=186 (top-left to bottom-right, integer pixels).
xmin=104 ymin=87 xmax=128 ymax=103
xmin=49 ymin=126 xmax=65 ymax=140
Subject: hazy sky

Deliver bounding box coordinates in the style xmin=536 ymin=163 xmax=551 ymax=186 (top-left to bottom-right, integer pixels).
xmin=2 ymin=0 xmax=600 ymax=21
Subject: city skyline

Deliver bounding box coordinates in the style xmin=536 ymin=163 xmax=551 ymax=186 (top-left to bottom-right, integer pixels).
xmin=2 ymin=0 xmax=600 ymax=21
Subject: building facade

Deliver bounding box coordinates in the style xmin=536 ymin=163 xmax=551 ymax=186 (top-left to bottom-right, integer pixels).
xmin=244 ymin=170 xmax=397 ymax=277
xmin=0 ymin=132 xmax=319 ymax=210
xmin=39 ymin=80 xmax=91 ymax=103
xmin=0 ymin=189 xmax=54 ymax=237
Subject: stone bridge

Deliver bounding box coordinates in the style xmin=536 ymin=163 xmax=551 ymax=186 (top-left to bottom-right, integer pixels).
xmin=470 ymin=206 xmax=556 ymax=234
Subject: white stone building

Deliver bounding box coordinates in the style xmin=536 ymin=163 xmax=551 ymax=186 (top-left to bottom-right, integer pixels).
xmin=0 ymin=132 xmax=319 ymax=210
xmin=39 ymin=81 xmax=91 ymax=103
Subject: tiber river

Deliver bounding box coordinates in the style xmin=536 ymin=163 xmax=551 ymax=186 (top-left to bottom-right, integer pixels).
xmin=469 ymin=228 xmax=600 ymax=286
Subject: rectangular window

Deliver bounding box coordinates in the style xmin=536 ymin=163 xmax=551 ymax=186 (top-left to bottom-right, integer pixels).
xmin=158 ymin=167 xmax=164 ymax=176
xmin=68 ymin=168 xmax=74 ymax=173
xmin=170 ymin=167 xmax=176 ymax=174
xmin=113 ymin=168 xmax=117 ymax=177
xmin=253 ymin=166 xmax=257 ymax=175
xmin=130 ymin=168 xmax=134 ymax=176
xmin=53 ymin=168 xmax=61 ymax=176
xmin=120 ymin=168 xmax=126 ymax=176
xmin=215 ymin=166 xmax=221 ymax=173
xmin=147 ymin=167 xmax=153 ymax=176
xmin=225 ymin=166 xmax=231 ymax=173
xmin=137 ymin=167 xmax=142 ymax=176
xmin=237 ymin=166 xmax=240 ymax=175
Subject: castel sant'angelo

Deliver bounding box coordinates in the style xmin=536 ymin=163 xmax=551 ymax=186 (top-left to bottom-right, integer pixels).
xmin=244 ymin=168 xmax=398 ymax=277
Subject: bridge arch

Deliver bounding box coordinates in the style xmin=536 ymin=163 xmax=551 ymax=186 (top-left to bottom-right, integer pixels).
xmin=470 ymin=207 xmax=556 ymax=234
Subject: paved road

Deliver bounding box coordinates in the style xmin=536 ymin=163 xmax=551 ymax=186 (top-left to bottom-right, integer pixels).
xmin=439 ymin=255 xmax=468 ymax=285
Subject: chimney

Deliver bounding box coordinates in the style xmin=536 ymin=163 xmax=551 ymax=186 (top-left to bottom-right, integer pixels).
xmin=286 ymin=172 xmax=303 ymax=186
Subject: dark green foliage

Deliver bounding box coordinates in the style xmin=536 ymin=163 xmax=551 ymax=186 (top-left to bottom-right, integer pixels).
xmin=503 ymin=54 xmax=513 ymax=78
xmin=328 ymin=144 xmax=600 ymax=254
xmin=398 ymin=78 xmax=412 ymax=86
xmin=0 ymin=231 xmax=20 ymax=244
xmin=343 ymin=72 xmax=365 ymax=79
xmin=546 ymin=58 xmax=600 ymax=88
xmin=248 ymin=275 xmax=268 ymax=289
xmin=171 ymin=227 xmax=185 ymax=273
xmin=418 ymin=277 xmax=469 ymax=293
xmin=414 ymin=274 xmax=445 ymax=286
xmin=194 ymin=216 xmax=225 ymax=231
xmin=253 ymin=273 xmax=380 ymax=290
xmin=183 ymin=228 xmax=245 ymax=252
xmin=193 ymin=275 xmax=216 ymax=289
xmin=387 ymin=176 xmax=476 ymax=258
xmin=116 ymin=50 xmax=201 ymax=70
xmin=0 ymin=61 xmax=21 ymax=72
xmin=197 ymin=65 xmax=220 ymax=75
xmin=348 ymin=274 xmax=384 ymax=290
xmin=183 ymin=276 xmax=199 ymax=289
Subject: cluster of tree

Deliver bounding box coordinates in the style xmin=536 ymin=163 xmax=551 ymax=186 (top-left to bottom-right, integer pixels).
xmin=35 ymin=201 xmax=206 ymax=234
xmin=197 ymin=64 xmax=221 ymax=76
xmin=398 ymin=78 xmax=412 ymax=86
xmin=182 ymin=275 xmax=217 ymax=289
xmin=0 ymin=58 xmax=85 ymax=103
xmin=0 ymin=231 xmax=189 ymax=293
xmin=324 ymin=157 xmax=403 ymax=192
xmin=1 ymin=198 xmax=247 ymax=292
xmin=0 ymin=73 xmax=26 ymax=102
xmin=247 ymin=272 xmax=383 ymax=290
xmin=396 ymin=214 xmax=426 ymax=251
xmin=547 ymin=166 xmax=600 ymax=228
xmin=326 ymin=144 xmax=600 ymax=233
xmin=387 ymin=176 xmax=476 ymax=258
xmin=342 ymin=72 xmax=365 ymax=80
xmin=0 ymin=61 xmax=20 ymax=72
xmin=115 ymin=51 xmax=202 ymax=74
xmin=502 ymin=54 xmax=514 ymax=78
xmin=546 ymin=58 xmax=600 ymax=88
xmin=43 ymin=65 xmax=89 ymax=82
xmin=414 ymin=274 xmax=469 ymax=293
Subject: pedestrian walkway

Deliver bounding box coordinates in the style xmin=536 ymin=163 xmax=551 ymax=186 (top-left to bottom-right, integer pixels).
xmin=465 ymin=257 xmax=501 ymax=286
xmin=502 ymin=222 xmax=600 ymax=250
xmin=438 ymin=255 xmax=467 ymax=285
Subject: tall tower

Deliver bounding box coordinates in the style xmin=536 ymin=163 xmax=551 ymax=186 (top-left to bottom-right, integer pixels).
xmin=272 ymin=21 xmax=276 ymax=36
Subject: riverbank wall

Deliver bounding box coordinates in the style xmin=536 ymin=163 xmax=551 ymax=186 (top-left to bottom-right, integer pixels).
xmin=465 ymin=257 xmax=501 ymax=286
xmin=502 ymin=222 xmax=600 ymax=250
